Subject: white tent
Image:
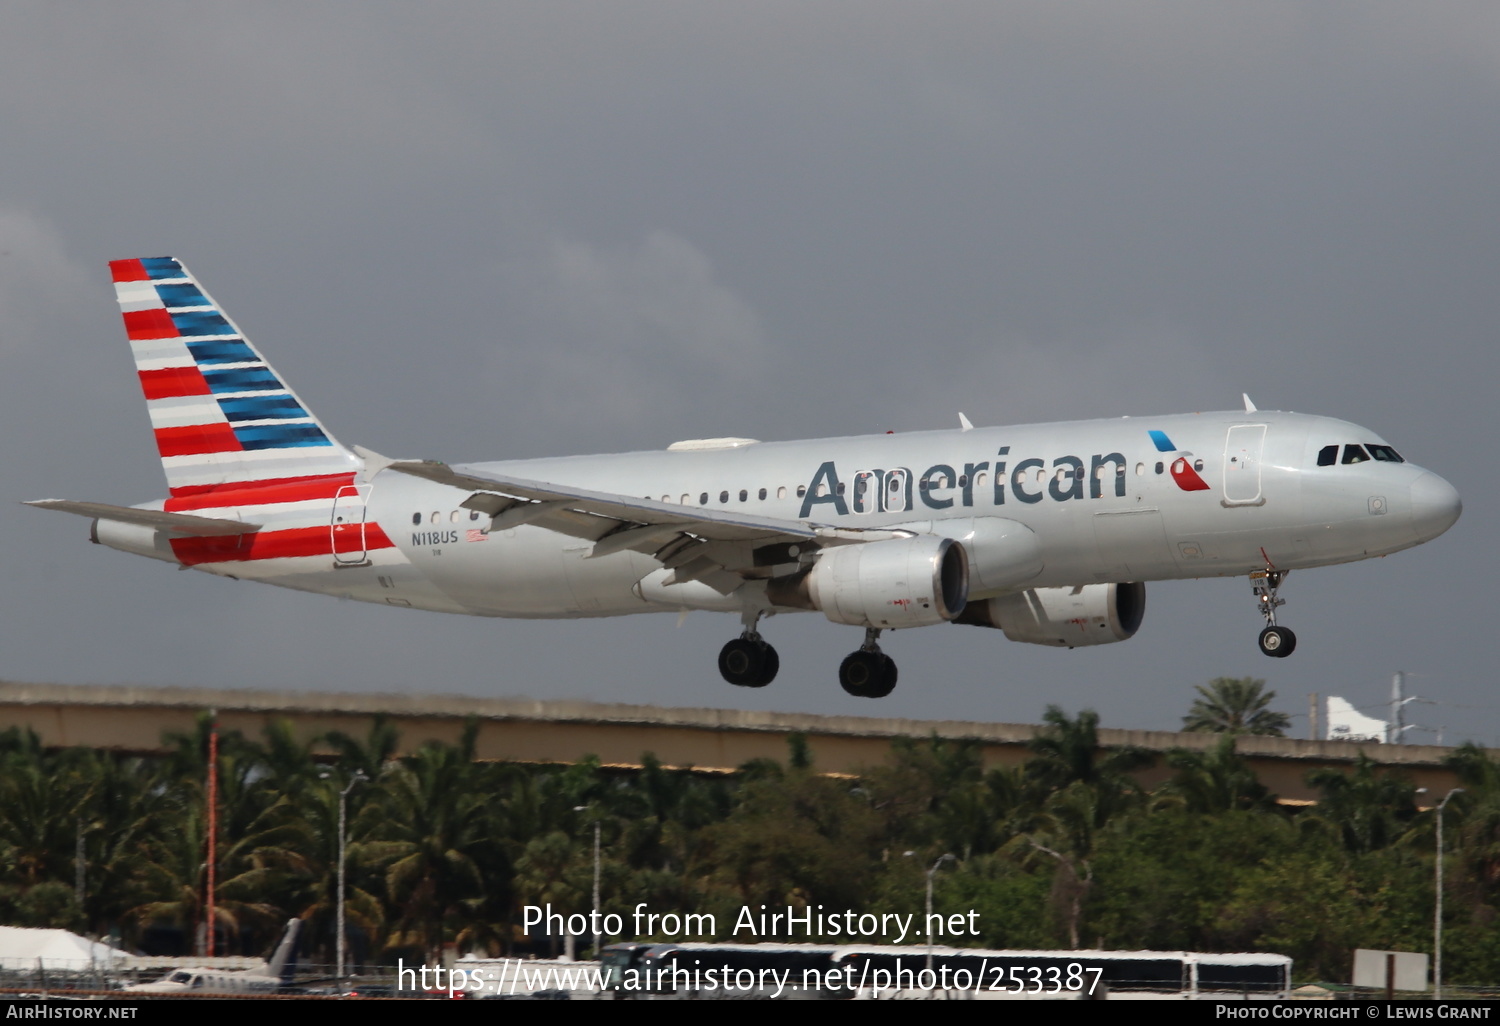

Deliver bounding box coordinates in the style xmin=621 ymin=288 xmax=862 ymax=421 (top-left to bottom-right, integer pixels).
xmin=0 ymin=926 xmax=131 ymax=971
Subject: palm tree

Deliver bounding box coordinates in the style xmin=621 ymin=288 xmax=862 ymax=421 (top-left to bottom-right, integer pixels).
xmin=1026 ymin=706 xmax=1154 ymax=800
xmin=1162 ymin=735 xmax=1273 ymax=814
xmin=359 ymin=725 xmax=497 ymax=960
xmin=1182 ymin=678 xmax=1291 ymax=736
xmin=1305 ymin=752 xmax=1423 ymax=853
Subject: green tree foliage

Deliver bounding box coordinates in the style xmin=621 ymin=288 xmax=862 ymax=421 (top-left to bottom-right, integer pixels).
xmin=1182 ymin=677 xmax=1292 ymax=736
xmin=1161 ymin=735 xmax=1274 ymax=814
xmin=2 ymin=706 xmax=1499 ymax=985
xmin=1306 ymin=753 xmax=1423 ymax=854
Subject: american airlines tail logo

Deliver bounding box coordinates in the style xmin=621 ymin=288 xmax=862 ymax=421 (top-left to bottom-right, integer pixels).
xmin=1149 ymin=430 xmax=1211 ymax=492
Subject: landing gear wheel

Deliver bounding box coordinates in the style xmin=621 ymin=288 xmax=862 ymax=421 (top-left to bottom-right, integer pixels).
xmin=761 ymin=643 xmax=780 ymax=684
xmin=1258 ymin=625 xmax=1297 ymax=658
xmin=719 ymin=637 xmax=778 ymax=687
xmin=839 ymin=650 xmax=898 ymax=698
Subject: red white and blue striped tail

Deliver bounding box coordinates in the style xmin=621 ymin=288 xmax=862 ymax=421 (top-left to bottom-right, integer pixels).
xmin=110 ymin=257 xmax=361 ymax=497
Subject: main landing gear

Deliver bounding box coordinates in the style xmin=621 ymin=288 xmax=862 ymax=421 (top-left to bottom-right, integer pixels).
xmin=839 ymin=628 xmax=898 ymax=699
xmin=718 ymin=611 xmax=779 ymax=688
xmin=1251 ymin=568 xmax=1297 ymax=658
xmin=716 ymin=615 xmax=899 ymax=698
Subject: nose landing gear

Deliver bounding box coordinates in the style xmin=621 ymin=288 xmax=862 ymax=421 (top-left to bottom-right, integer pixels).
xmin=718 ymin=610 xmax=779 ymax=688
xmin=839 ymin=628 xmax=898 ymax=698
xmin=1252 ymin=568 xmax=1296 ymax=658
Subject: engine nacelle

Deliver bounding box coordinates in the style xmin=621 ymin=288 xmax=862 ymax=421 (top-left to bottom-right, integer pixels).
xmin=956 ymin=581 xmax=1145 ymax=647
xmin=772 ymin=536 xmax=968 ymax=629
xmin=890 ymin=516 xmax=1044 ymax=594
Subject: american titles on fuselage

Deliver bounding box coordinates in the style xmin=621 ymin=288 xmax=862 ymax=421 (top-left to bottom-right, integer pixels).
xmin=799 ymin=443 xmax=1185 ymax=520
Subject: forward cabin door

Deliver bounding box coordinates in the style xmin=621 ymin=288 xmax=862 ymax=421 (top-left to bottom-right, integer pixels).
xmin=1222 ymin=424 xmax=1267 ymax=506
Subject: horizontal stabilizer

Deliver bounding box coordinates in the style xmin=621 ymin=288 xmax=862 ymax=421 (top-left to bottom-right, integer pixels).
xmin=25 ymin=500 xmax=259 ymax=537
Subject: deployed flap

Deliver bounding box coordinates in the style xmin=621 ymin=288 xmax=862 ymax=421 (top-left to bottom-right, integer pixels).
xmin=25 ymin=499 xmax=258 ymax=537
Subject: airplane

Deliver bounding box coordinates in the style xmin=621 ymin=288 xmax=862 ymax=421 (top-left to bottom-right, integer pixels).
xmin=29 ymin=257 xmax=1462 ymax=698
xmin=123 ymin=917 xmax=300 ymax=994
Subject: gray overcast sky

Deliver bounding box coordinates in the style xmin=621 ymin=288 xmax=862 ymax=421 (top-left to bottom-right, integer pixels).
xmin=2 ymin=2 xmax=1495 ymax=745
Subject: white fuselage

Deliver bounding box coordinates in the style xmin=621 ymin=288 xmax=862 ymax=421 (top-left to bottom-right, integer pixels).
xmin=178 ymin=409 xmax=1457 ymax=622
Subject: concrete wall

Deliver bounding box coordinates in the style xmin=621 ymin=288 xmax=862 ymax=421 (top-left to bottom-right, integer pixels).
xmin=0 ymin=681 xmax=1460 ymax=803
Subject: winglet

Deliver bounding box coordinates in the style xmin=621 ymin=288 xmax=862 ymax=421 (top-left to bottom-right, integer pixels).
xmin=958 ymin=412 xmax=974 ymax=432
xmin=1242 ymin=393 xmax=1258 ymax=412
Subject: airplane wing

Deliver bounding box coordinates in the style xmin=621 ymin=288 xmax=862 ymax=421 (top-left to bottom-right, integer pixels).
xmin=24 ymin=499 xmax=259 ymax=537
xmin=381 ymin=455 xmax=907 ymax=593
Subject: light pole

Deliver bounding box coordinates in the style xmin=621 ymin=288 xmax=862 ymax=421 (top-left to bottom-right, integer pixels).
xmin=335 ymin=770 xmax=368 ymax=984
xmin=1434 ymin=787 xmax=1463 ymax=999
xmin=906 ymin=852 xmax=956 ymax=974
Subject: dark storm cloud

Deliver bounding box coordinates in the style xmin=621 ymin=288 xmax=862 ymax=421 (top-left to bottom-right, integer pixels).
xmin=0 ymin=3 xmax=1494 ymax=742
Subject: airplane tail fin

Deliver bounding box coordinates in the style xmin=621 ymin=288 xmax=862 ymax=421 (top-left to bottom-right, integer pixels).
xmin=110 ymin=257 xmax=360 ymax=497
xmin=265 ymin=918 xmax=302 ymax=982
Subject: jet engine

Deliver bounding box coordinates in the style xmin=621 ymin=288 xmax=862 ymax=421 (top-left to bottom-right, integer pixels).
xmin=769 ymin=536 xmax=969 ymax=629
xmin=955 ymin=581 xmax=1145 ymax=647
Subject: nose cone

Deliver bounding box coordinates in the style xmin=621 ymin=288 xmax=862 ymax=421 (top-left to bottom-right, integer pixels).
xmin=1409 ymin=472 xmax=1462 ymax=542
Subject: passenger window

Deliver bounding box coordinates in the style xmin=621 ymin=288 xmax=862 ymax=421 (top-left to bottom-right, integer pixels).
xmin=1193 ymin=459 xmax=1204 ymax=472
xmin=797 ymin=485 xmax=807 ymax=498
xmin=777 ymin=486 xmax=787 ymax=499
xmin=1154 ymin=462 xmax=1163 ymax=475
xmin=699 ymin=493 xmax=709 ymax=505
xmin=681 ymin=494 xmax=690 ymax=505
xmin=975 ymin=472 xmax=987 ymax=488
xmin=470 ymin=510 xmax=480 ymax=521
xmin=450 ymin=510 xmax=462 ymax=523
xmin=1317 ymin=445 xmax=1338 ymax=467
xmin=1342 ymin=445 xmax=1371 ymax=465
xmin=430 ymin=512 xmax=440 ymax=524
xmin=411 ymin=513 xmax=421 ymax=525
xmin=738 ymin=489 xmax=747 ymax=502
xmin=719 ymin=490 xmax=729 ymax=503
xmin=758 ymin=488 xmax=767 ymax=500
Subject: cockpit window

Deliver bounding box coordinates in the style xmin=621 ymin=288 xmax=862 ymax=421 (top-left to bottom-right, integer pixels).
xmin=1341 ymin=444 xmax=1371 ymax=465
xmin=1317 ymin=445 xmax=1338 ymax=467
xmin=1367 ymin=444 xmax=1404 ymax=463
